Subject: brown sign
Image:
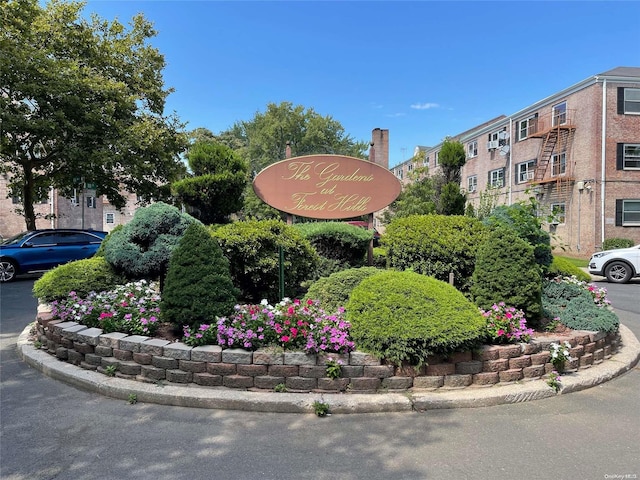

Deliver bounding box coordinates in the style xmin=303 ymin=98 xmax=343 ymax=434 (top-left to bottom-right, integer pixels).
xmin=252 ymin=154 xmax=402 ymax=219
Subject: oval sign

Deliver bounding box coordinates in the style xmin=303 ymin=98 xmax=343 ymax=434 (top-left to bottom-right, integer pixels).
xmin=252 ymin=154 xmax=402 ymax=219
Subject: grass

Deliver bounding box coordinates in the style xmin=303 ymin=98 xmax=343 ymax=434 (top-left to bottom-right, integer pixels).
xmin=554 ymin=255 xmax=588 ymax=268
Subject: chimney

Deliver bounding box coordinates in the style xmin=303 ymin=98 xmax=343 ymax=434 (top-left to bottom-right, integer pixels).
xmin=370 ymin=128 xmax=389 ymax=168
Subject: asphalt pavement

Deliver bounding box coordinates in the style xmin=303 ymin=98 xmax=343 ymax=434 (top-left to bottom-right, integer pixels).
xmin=1 ymin=276 xmax=639 ymax=480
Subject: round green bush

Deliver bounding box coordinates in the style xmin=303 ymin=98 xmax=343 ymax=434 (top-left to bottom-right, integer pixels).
xmin=211 ymin=219 xmax=319 ymax=303
xmin=295 ymin=222 xmax=372 ymax=266
xmin=304 ymin=266 xmax=381 ymax=313
xmin=542 ymin=280 xmax=619 ymax=333
xmin=547 ymin=256 xmax=591 ymax=282
xmin=94 ymin=225 xmax=124 ymax=258
xmin=384 ymin=214 xmax=487 ymax=293
xmin=161 ymin=223 xmax=239 ymax=330
xmin=346 ymin=270 xmax=486 ymax=366
xmin=471 ymin=227 xmax=543 ymax=326
xmin=33 ymin=257 xmax=124 ymax=303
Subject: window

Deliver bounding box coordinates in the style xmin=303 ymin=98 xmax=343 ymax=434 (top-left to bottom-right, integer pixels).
xmin=434 ymin=151 xmax=439 ymax=166
xmin=468 ymin=140 xmax=478 ymax=158
xmin=617 ymin=143 xmax=640 ymax=170
xmin=424 ymin=156 xmax=430 ymax=167
xmin=518 ymin=115 xmax=538 ymax=140
xmin=616 ymin=199 xmax=640 ymax=226
xmin=618 ymin=87 xmax=640 ymax=114
xmin=407 ymin=163 xmax=414 ymax=172
xmin=467 ymin=175 xmax=478 ymax=193
xmin=489 ymin=168 xmax=505 ymax=188
xmin=552 ymin=102 xmax=567 ymax=126
xmin=395 ymin=169 xmax=403 ymax=180
xmin=517 ymin=160 xmax=536 ymax=183
xmin=71 ymin=189 xmax=79 ymax=206
xmin=550 ymin=203 xmax=566 ymax=224
xmin=105 ymin=212 xmax=115 ymax=224
xmin=551 ymin=152 xmax=566 ymax=176
xmin=86 ymin=196 xmax=96 ymax=208
xmin=12 ymin=196 xmax=20 ymax=204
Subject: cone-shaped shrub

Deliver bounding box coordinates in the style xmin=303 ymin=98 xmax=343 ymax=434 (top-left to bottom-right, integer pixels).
xmin=161 ymin=223 xmax=238 ymax=330
xmin=347 ymin=270 xmax=486 ymax=366
xmin=471 ymin=226 xmax=543 ymax=326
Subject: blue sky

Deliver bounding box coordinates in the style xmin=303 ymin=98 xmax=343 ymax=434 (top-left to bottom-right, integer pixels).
xmin=84 ymin=1 xmax=640 ymax=168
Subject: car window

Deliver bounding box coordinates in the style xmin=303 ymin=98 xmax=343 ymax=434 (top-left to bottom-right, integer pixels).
xmin=1 ymin=232 xmax=31 ymax=246
xmin=27 ymin=233 xmax=59 ymax=246
xmin=55 ymin=232 xmax=94 ymax=245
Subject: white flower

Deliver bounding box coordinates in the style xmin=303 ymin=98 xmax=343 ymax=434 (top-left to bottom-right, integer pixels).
xmin=260 ymin=299 xmax=269 ymax=306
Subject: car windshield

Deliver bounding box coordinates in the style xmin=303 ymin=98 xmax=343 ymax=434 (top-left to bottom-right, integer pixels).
xmin=0 ymin=232 xmax=32 ymax=246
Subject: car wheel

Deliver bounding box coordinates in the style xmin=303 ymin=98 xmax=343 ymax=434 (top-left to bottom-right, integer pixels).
xmin=604 ymin=261 xmax=633 ymax=284
xmin=0 ymin=259 xmax=18 ymax=283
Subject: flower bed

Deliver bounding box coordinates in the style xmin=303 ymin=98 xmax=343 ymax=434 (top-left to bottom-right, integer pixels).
xmin=34 ymin=311 xmax=620 ymax=393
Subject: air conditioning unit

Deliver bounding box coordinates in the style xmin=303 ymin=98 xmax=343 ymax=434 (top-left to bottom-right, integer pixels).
xmin=525 ymin=172 xmax=534 ymax=180
xmin=487 ymin=140 xmax=499 ymax=150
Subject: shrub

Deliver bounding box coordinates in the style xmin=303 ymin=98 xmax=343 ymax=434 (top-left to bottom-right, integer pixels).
xmin=33 ymin=257 xmax=124 ymax=303
xmin=547 ymin=256 xmax=591 ymax=282
xmin=103 ymin=202 xmax=199 ymax=288
xmin=384 ymin=214 xmax=487 ymax=293
xmin=602 ymin=238 xmax=635 ymax=250
xmin=484 ymin=202 xmax=552 ymax=273
xmin=542 ymin=278 xmax=619 ymax=333
xmin=161 ymin=223 xmax=238 ymax=330
xmin=94 ymin=225 xmax=124 ymax=257
xmin=346 ymin=270 xmax=486 ymax=366
xmin=471 ymin=227 xmax=543 ymax=326
xmin=372 ymin=247 xmax=388 ymax=269
xmin=295 ymin=222 xmax=371 ymax=266
xmin=211 ymin=219 xmax=319 ymax=303
xmin=304 ymin=266 xmax=380 ymax=313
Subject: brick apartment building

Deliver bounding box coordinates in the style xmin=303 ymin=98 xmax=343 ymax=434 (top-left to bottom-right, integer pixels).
xmin=0 ymin=180 xmax=139 ymax=238
xmin=392 ymin=67 xmax=640 ymax=255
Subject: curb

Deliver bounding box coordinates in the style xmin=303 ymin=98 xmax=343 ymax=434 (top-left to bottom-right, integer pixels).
xmin=17 ymin=324 xmax=640 ymax=414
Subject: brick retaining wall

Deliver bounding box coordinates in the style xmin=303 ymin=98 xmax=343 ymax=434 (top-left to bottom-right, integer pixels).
xmin=34 ymin=313 xmax=621 ymax=394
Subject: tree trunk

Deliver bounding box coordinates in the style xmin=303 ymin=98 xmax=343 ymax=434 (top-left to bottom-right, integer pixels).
xmin=22 ymin=164 xmax=37 ymax=231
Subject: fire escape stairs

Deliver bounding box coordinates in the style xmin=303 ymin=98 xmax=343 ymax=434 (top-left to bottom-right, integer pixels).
xmin=533 ymin=130 xmax=558 ymax=182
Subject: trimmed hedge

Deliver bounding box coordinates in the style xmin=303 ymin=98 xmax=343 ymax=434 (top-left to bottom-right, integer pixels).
xmin=384 ymin=214 xmax=487 ymax=293
xmin=347 ymin=270 xmax=486 ymax=366
xmin=295 ymin=222 xmax=372 ymax=266
xmin=547 ymin=256 xmax=591 ymax=282
xmin=602 ymin=238 xmax=635 ymax=250
xmin=211 ymin=219 xmax=319 ymax=303
xmin=304 ymin=266 xmax=381 ymax=313
xmin=471 ymin=227 xmax=543 ymax=326
xmin=161 ymin=223 xmax=239 ymax=330
xmin=542 ymin=280 xmax=619 ymax=333
xmin=33 ymin=257 xmax=124 ymax=303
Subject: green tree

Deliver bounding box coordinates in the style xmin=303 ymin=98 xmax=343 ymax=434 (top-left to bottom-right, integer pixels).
xmin=382 ymin=151 xmax=437 ymax=224
xmin=0 ymin=0 xmax=187 ymax=230
xmin=433 ymin=138 xmax=466 ymax=215
xmin=173 ymin=141 xmax=248 ymax=224
xmin=218 ymin=102 xmax=368 ymax=219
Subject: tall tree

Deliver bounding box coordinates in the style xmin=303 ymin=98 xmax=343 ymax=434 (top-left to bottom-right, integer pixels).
xmin=173 ymin=140 xmax=248 ymax=224
xmin=218 ymin=101 xmax=369 ymax=219
xmin=0 ymin=0 xmax=187 ymax=230
xmin=222 ymin=102 xmax=369 ymax=175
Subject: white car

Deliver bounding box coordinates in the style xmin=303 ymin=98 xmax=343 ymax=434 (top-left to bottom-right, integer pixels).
xmin=589 ymin=244 xmax=640 ymax=283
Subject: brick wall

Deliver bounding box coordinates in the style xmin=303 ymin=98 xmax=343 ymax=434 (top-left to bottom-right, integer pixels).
xmin=36 ymin=313 xmax=620 ymax=394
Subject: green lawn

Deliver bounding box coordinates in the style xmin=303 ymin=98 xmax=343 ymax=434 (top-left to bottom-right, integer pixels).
xmin=554 ymin=255 xmax=589 ymax=268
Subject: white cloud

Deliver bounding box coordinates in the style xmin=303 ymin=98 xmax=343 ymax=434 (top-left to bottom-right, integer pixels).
xmin=410 ymin=102 xmax=439 ymax=110
xmin=385 ymin=112 xmax=406 ymax=117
